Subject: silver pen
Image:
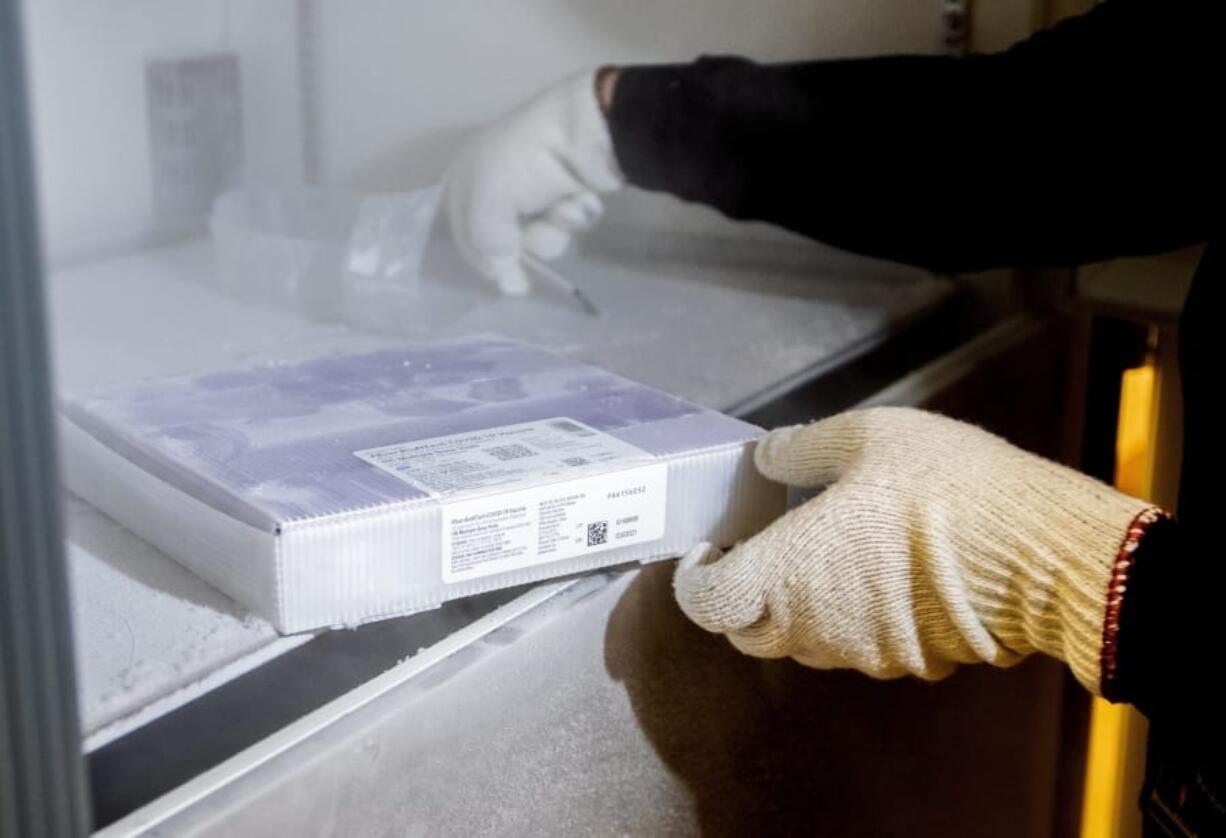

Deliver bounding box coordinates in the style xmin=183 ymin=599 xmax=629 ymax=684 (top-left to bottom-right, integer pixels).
xmin=521 ymin=254 xmax=601 ymax=318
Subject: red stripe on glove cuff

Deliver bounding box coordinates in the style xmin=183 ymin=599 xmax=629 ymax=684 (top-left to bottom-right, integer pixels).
xmin=1100 ymin=506 xmax=1172 ymax=695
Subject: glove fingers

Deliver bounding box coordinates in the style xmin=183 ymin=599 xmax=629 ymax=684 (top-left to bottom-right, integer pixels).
xmin=789 ymin=647 xmax=854 ymax=671
xmin=488 ymin=259 xmax=532 ymax=296
xmin=545 ymin=192 xmax=604 ymax=232
xmin=521 ymin=191 xmax=601 ymax=260
xmin=726 ymin=617 xmax=792 ymax=660
xmin=447 ymin=158 xmax=586 ymax=286
xmin=673 ymin=542 xmax=769 ymax=635
xmin=445 ymin=173 xmax=533 ymax=295
xmin=754 ymin=411 xmax=876 ymax=487
xmin=443 ymin=69 xmax=624 ymax=295
xmin=523 ymin=221 xmax=572 ymax=261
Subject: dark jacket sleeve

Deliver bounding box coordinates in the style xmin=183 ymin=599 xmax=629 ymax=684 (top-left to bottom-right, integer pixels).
xmin=1107 ymin=516 xmax=1219 ymax=753
xmin=606 ymin=0 xmax=1221 ymax=274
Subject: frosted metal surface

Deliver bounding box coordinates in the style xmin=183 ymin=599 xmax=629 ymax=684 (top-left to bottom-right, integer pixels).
xmin=113 ymin=567 xmax=1069 ymax=838
xmin=49 ymin=238 xmax=949 ymax=411
xmin=66 ymin=496 xmax=306 ymax=747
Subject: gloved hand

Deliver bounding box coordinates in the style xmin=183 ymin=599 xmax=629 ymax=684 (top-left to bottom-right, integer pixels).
xmin=445 ymin=70 xmax=623 ymax=295
xmin=674 ymin=407 xmax=1163 ymax=693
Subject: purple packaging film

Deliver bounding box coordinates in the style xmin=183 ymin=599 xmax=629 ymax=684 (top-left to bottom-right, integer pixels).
xmin=61 ymin=337 xmax=781 ymax=631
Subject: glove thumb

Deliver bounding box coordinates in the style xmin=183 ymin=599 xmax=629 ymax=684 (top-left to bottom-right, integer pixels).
xmin=754 ymin=411 xmax=874 ymax=487
xmin=673 ymin=542 xmax=770 ymax=635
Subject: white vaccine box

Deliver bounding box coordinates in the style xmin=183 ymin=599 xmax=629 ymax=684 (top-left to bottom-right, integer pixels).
xmin=59 ymin=337 xmax=784 ymax=633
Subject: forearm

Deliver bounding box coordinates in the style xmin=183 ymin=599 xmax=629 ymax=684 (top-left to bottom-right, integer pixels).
xmin=605 ymin=0 xmax=1219 ymax=272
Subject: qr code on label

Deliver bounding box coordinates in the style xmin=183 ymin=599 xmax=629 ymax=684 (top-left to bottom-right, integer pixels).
xmin=586 ymin=521 xmax=608 ymax=547
xmin=551 ymin=420 xmax=595 ymax=437
xmin=484 ymin=443 xmax=536 ymax=461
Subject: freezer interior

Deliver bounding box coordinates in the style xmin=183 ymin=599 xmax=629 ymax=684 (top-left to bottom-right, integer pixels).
xmin=12 ymin=1 xmax=1096 ymax=834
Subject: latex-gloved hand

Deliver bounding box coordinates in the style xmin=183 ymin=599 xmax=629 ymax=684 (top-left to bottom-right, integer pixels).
xmin=674 ymin=407 xmax=1164 ymax=694
xmin=445 ymin=70 xmax=623 ymax=295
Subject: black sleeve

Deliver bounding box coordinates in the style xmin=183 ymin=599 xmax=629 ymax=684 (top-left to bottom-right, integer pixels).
xmin=1106 ymin=516 xmax=1219 ymax=752
xmin=606 ymin=0 xmax=1221 ymax=274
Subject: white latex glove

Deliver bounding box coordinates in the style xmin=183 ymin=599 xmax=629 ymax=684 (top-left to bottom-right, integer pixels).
xmin=673 ymin=408 xmax=1163 ymax=692
xmin=445 ymin=70 xmax=624 ymax=295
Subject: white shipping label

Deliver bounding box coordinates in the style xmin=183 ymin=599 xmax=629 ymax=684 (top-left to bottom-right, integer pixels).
xmin=439 ymin=462 xmax=667 ymax=583
xmin=355 ymin=417 xmax=656 ymax=498
xmin=354 ymin=418 xmax=669 ymax=583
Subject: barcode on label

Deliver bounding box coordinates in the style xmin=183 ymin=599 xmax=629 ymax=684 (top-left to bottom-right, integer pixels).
xmin=484 ymin=443 xmax=536 ymax=461
xmin=550 ymin=420 xmax=595 ymax=436
xmin=586 ymin=521 xmax=608 ymax=546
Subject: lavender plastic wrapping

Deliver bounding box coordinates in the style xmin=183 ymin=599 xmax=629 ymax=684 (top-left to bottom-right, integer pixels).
xmin=60 ymin=337 xmax=783 ymax=632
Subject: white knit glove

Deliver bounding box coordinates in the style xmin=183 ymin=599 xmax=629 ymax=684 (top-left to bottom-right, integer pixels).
xmin=674 ymin=407 xmax=1160 ymax=693
xmin=444 ymin=71 xmax=623 ymax=295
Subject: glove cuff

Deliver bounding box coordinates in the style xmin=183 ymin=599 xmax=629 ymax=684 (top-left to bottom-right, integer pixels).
xmin=1020 ymin=504 xmax=1172 ymax=695
xmin=962 ymin=458 xmax=1162 ymax=695
xmin=560 ymin=69 xmax=624 ymax=192
xmin=1098 ymin=506 xmax=1172 ymax=695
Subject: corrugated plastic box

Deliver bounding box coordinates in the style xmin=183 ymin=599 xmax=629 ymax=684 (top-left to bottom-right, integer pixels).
xmin=60 ymin=337 xmax=783 ymax=633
